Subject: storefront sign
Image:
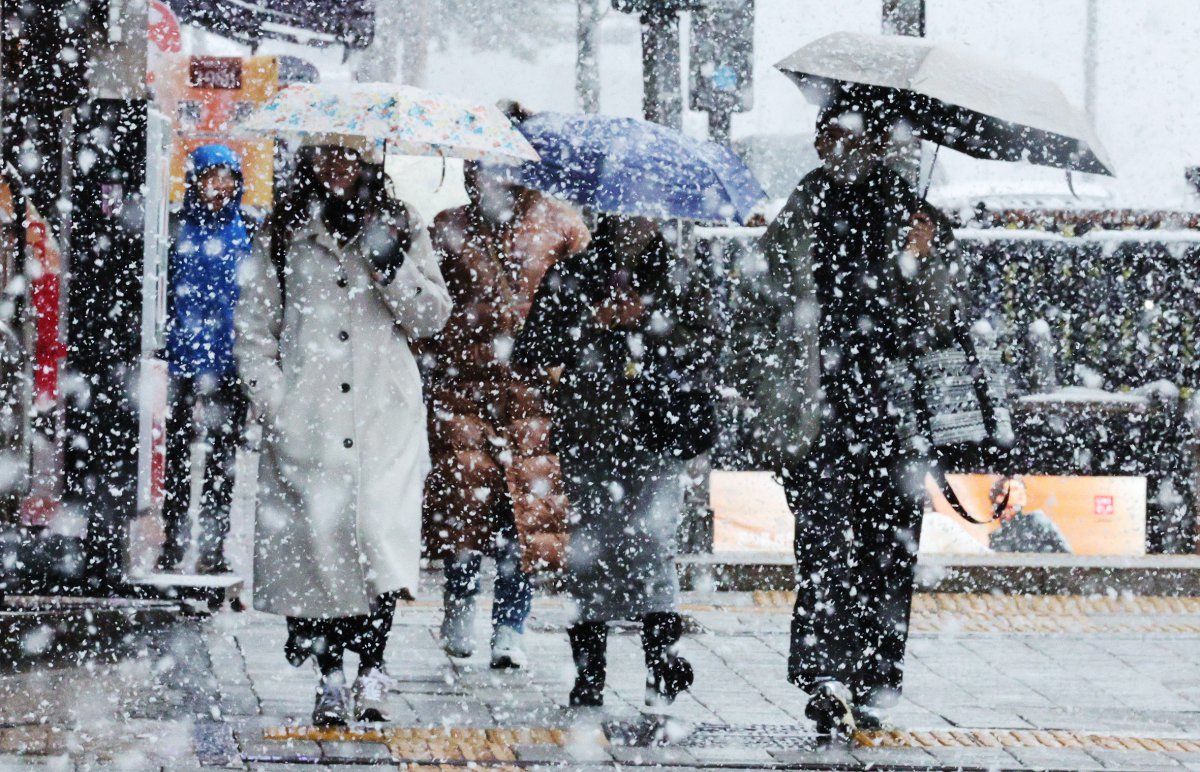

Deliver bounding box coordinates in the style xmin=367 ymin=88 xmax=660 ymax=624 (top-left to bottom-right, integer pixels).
xmin=189 ymin=56 xmax=243 ymax=90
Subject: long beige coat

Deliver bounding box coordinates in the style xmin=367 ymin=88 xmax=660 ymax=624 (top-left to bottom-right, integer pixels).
xmin=235 ymin=210 xmax=451 ymax=618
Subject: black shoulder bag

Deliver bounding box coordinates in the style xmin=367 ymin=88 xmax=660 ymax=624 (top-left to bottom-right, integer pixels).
xmin=888 ymin=326 xmax=1015 ymax=524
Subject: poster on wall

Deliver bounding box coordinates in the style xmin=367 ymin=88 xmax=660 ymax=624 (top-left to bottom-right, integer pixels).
xmin=922 ymin=474 xmax=1147 ymax=556
xmin=709 ymin=471 xmax=1147 ymax=557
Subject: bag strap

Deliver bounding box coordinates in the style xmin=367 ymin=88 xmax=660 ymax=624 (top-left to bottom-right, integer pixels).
xmin=909 ymin=318 xmax=1010 ymax=525
xmin=929 ymin=459 xmax=1005 ymax=524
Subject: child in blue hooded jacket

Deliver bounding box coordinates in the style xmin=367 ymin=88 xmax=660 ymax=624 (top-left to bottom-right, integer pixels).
xmin=157 ymin=144 xmax=255 ymax=573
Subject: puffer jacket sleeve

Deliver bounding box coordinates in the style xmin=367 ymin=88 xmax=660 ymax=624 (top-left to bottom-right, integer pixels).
xmin=373 ymin=211 xmax=453 ymax=340
xmin=234 ymin=235 xmax=286 ymax=418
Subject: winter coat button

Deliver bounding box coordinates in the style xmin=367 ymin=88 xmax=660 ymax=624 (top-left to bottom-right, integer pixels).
xmin=343 ymin=438 xmax=354 ymax=449
xmin=341 ymin=383 xmax=351 ymax=393
xmin=337 ymin=276 xmax=348 ymax=288
xmin=338 ymin=330 xmax=350 ymax=341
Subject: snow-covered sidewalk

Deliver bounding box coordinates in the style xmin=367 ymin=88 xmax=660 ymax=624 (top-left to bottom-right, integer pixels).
xmin=4 ymin=584 xmax=1200 ymax=769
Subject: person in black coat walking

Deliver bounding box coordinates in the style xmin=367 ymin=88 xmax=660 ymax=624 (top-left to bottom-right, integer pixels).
xmin=514 ymin=214 xmax=716 ymax=708
xmin=734 ymin=97 xmax=967 ymax=737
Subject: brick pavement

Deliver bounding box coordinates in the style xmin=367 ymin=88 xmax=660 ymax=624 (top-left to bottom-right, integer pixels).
xmin=3 ymin=586 xmax=1200 ymax=770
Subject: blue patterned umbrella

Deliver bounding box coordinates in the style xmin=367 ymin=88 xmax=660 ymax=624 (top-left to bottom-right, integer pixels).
xmin=487 ymin=112 xmax=766 ymax=225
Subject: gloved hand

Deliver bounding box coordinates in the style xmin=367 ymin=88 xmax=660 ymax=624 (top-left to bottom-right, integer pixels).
xmin=361 ymin=202 xmax=412 ymax=284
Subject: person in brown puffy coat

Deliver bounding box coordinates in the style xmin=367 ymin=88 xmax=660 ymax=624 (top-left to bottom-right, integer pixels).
xmin=423 ymin=162 xmax=589 ymax=669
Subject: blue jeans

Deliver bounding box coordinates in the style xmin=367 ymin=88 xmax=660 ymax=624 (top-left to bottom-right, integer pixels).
xmin=443 ymin=523 xmax=532 ymax=634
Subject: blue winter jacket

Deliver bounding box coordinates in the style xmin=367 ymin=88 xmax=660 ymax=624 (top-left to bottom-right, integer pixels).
xmin=167 ymin=144 xmax=254 ymax=378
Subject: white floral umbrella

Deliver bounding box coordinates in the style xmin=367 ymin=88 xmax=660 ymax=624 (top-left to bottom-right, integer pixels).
xmin=239 ymin=82 xmax=539 ymax=164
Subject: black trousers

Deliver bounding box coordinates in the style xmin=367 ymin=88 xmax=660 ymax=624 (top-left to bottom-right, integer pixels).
xmin=285 ymin=593 xmax=400 ymax=675
xmin=781 ymin=429 xmax=924 ymax=708
xmin=162 ymin=372 xmax=248 ymax=560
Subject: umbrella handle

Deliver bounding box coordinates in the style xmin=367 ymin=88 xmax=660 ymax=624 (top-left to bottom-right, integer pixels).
xmin=920 ymin=143 xmax=940 ymax=200
xmin=435 ymin=151 xmax=447 ymax=193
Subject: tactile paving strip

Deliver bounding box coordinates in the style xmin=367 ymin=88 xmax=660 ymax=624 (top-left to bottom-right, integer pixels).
xmin=254 ymin=723 xmax=1200 ymax=759
xmin=854 ymin=727 xmax=1200 ymax=753
xmin=264 ymin=725 xmax=571 ymax=765
xmin=743 ymin=591 xmax=1200 ymax=633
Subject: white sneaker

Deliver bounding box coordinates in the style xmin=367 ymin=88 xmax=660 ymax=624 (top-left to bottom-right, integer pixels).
xmin=489 ymin=625 xmax=527 ymax=670
xmin=352 ymin=667 xmax=394 ymax=722
xmin=441 ymin=594 xmax=477 ymax=658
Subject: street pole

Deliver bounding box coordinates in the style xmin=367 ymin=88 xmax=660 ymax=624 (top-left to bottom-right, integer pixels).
xmin=882 ymin=0 xmax=925 ymax=36
xmin=640 ymin=11 xmax=682 ymax=129
xmin=354 ymin=0 xmax=400 ymax=82
xmin=399 ymin=0 xmax=430 ymax=86
xmin=576 ymin=0 xmax=601 ymax=113
xmin=881 ymin=0 xmax=925 ymax=187
xmin=1084 ymin=0 xmax=1098 ymax=126
xmin=707 ymin=106 xmax=731 ymax=146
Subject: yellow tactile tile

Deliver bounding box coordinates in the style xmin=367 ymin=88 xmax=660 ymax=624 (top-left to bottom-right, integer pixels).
xmin=260 ymin=724 xmax=569 ymax=763
xmin=735 ymin=592 xmax=1200 ymax=634
xmin=854 ymin=728 xmax=1200 ymax=754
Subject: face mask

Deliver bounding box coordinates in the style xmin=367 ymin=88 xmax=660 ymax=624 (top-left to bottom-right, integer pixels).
xmin=824 ymin=139 xmax=877 ymax=184
xmin=476 ymin=178 xmax=519 ymax=224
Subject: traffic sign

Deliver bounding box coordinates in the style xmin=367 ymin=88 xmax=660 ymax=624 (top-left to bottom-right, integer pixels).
xmin=689 ymin=0 xmax=754 ymax=114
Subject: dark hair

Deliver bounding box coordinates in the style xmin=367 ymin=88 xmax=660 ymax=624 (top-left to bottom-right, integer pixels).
xmin=496 ymin=98 xmax=533 ymax=125
xmin=817 ymin=92 xmax=898 ymax=139
xmin=584 ymin=215 xmax=673 ymax=302
xmin=269 ymin=145 xmax=396 ymax=304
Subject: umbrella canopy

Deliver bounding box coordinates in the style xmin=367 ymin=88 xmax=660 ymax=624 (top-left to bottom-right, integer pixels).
xmin=239 ymin=82 xmax=539 ymax=164
xmin=776 ymin=32 xmax=1115 ymax=176
xmin=487 ymin=112 xmax=767 ymax=225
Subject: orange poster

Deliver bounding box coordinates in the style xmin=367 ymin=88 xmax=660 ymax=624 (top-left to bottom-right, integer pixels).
xmin=711 ymin=471 xmax=1147 ymax=557
xmin=924 ymin=474 xmax=1146 ymax=556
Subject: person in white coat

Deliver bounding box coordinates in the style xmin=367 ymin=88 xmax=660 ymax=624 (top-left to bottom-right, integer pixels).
xmin=235 ymin=140 xmax=451 ymax=726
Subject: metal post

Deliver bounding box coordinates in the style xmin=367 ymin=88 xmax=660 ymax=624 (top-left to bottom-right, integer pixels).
xmin=640 ymin=11 xmax=682 ymax=129
xmin=354 ymin=0 xmax=400 ymax=82
xmin=881 ymin=0 xmax=925 ymax=186
xmin=1084 ymin=0 xmax=1098 ymax=126
xmin=576 ymin=0 xmax=602 ymax=113
xmin=882 ymin=0 xmax=926 ymax=36
xmin=707 ymin=110 xmax=731 ymax=146
xmin=399 ymin=0 xmax=430 ymax=86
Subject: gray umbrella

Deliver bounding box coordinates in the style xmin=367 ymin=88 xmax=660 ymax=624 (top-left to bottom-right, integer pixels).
xmin=776 ymin=31 xmax=1115 ymax=176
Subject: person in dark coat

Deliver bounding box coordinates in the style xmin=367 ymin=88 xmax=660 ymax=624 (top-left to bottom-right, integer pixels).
xmin=732 ymin=99 xmax=967 ymax=737
xmin=514 ymin=214 xmax=716 ymax=708
xmin=988 ymin=476 xmax=1071 ymax=553
xmin=157 ymin=144 xmax=254 ymax=574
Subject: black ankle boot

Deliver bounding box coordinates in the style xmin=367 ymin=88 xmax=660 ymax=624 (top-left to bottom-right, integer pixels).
xmin=642 ymin=612 xmax=694 ymax=706
xmin=567 ymin=622 xmax=607 ymax=707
